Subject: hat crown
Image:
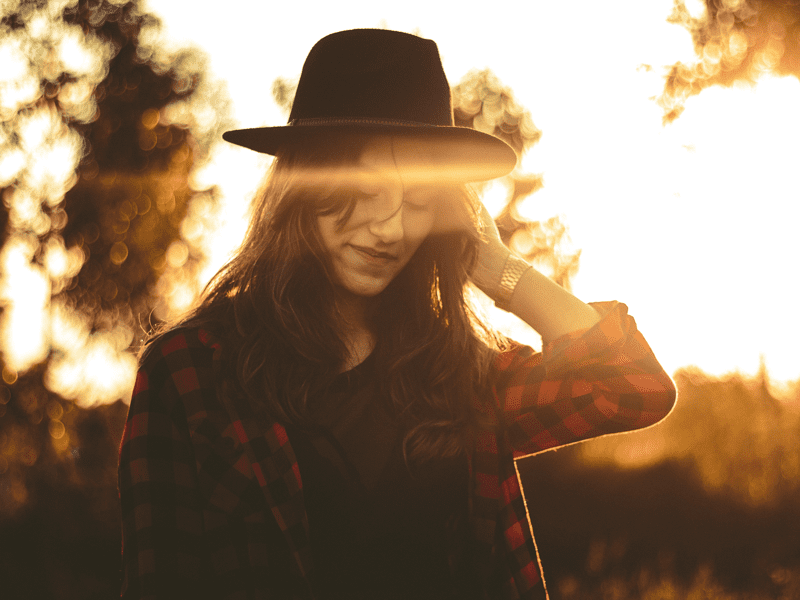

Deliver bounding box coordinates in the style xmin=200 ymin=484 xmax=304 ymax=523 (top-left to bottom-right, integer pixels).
xmin=288 ymin=29 xmax=454 ymax=127
xmin=222 ymin=29 xmax=517 ymax=181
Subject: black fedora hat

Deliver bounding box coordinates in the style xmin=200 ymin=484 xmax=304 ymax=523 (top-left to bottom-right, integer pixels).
xmin=222 ymin=29 xmax=517 ymax=182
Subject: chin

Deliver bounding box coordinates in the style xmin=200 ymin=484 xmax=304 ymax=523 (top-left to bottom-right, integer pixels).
xmin=337 ymin=278 xmax=391 ymax=299
xmin=352 ymin=284 xmax=390 ymax=298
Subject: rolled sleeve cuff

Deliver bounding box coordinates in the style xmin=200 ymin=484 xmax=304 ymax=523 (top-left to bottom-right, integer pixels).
xmin=542 ymin=301 xmax=631 ymax=376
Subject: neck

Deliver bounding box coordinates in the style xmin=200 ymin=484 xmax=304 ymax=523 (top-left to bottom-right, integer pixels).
xmin=333 ymin=288 xmax=377 ymax=371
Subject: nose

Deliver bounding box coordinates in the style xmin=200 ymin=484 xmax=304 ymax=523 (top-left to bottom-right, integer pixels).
xmin=366 ymin=177 xmax=405 ymax=244
xmin=368 ymin=198 xmax=404 ymax=244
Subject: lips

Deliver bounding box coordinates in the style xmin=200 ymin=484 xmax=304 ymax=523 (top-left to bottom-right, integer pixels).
xmin=351 ymin=244 xmax=397 ymax=262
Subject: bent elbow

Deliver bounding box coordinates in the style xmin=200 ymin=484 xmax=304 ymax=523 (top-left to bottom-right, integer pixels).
xmin=604 ymin=370 xmax=677 ymax=431
xmin=637 ymin=372 xmax=678 ymax=428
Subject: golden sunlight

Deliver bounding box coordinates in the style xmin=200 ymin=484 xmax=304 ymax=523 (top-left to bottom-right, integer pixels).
xmin=0 ymin=3 xmax=137 ymax=407
xmin=660 ymin=73 xmax=800 ymax=383
xmin=45 ymin=325 xmax=137 ymax=408
xmin=45 ymin=298 xmax=137 ymax=407
xmin=2 ymin=1 xmax=799 ymax=595
xmin=0 ymin=237 xmax=50 ymax=373
xmin=143 ymin=0 xmax=799 ymax=390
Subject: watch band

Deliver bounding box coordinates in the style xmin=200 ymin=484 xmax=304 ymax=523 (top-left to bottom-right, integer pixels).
xmin=494 ymin=254 xmax=532 ymax=311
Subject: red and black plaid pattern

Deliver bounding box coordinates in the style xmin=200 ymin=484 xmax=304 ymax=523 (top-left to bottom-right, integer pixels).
xmin=119 ymin=301 xmax=676 ymax=599
xmin=469 ymin=301 xmax=676 ymax=598
xmin=119 ymin=329 xmax=306 ymax=599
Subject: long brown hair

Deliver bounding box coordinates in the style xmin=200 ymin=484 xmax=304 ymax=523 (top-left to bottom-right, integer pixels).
xmin=178 ymin=137 xmax=502 ymax=463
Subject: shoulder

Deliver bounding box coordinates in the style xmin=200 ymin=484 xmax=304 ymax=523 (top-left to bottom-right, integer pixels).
xmin=140 ymin=326 xmax=220 ymax=373
xmin=133 ymin=326 xmax=222 ymax=417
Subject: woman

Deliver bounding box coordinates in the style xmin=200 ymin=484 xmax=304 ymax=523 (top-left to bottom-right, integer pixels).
xmin=119 ymin=29 xmax=676 ymax=599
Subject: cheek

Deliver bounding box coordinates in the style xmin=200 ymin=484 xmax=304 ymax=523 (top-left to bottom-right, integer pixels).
xmin=316 ymin=213 xmax=353 ymax=258
xmin=403 ymin=212 xmax=435 ymax=252
xmin=316 ymin=215 xmax=336 ymax=252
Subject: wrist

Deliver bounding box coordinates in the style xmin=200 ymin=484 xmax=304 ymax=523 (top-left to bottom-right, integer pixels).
xmin=471 ymin=241 xmax=510 ymax=298
xmin=493 ymin=254 xmax=532 ymax=311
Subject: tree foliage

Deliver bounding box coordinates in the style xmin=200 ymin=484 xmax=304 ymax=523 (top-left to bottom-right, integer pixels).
xmin=0 ymin=0 xmax=230 ymax=522
xmin=451 ymin=69 xmax=581 ymax=290
xmin=658 ymin=0 xmax=800 ymax=122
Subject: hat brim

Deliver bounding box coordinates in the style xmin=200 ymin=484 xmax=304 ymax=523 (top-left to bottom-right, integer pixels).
xmin=222 ymin=124 xmax=517 ymax=182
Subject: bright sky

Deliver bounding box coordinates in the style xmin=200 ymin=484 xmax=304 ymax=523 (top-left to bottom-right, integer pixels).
xmin=144 ymin=0 xmax=799 ymax=387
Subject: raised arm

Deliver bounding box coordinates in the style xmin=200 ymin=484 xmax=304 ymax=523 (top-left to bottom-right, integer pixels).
xmin=469 ymin=201 xmax=675 ymax=456
xmin=469 ymin=200 xmax=601 ymax=341
xmin=487 ymin=301 xmax=676 ymax=458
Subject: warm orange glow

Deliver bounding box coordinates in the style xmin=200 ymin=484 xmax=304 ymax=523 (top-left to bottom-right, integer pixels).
xmin=0 ymin=33 xmax=40 ymax=119
xmin=2 ymin=0 xmax=788 ymax=410
xmin=44 ymin=315 xmax=137 ymax=408
xmin=578 ymin=365 xmax=800 ymax=507
xmin=0 ymin=5 xmax=123 ymax=404
xmin=0 ymin=237 xmax=50 ymax=373
xmin=2 ymin=367 xmax=17 ymax=386
xmin=0 ymin=3 xmax=797 ymax=596
xmin=480 ymin=179 xmax=509 ymax=219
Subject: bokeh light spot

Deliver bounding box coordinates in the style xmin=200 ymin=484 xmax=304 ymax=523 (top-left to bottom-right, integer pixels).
xmin=138 ymin=129 xmax=157 ymax=151
xmin=44 ymin=327 xmax=137 ymax=407
xmin=166 ymin=240 xmax=189 ymax=268
xmin=46 ymin=399 xmax=63 ymax=420
xmin=0 ymin=237 xmax=50 ymax=372
xmin=52 ymin=432 xmax=70 ymax=453
xmin=2 ymin=367 xmax=18 ymax=385
xmin=19 ymin=446 xmax=38 ymax=467
xmin=109 ymin=241 xmax=129 ymax=265
xmin=48 ymin=419 xmax=66 ymax=440
xmin=141 ymin=107 xmax=160 ymax=130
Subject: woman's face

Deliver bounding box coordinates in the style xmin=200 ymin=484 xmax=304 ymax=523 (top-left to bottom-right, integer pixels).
xmin=317 ymin=137 xmax=439 ymax=299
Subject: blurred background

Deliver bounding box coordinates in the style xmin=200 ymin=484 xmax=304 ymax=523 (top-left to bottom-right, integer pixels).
xmin=0 ymin=0 xmax=798 ymax=598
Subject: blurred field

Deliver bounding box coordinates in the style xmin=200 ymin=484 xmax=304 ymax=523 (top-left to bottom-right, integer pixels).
xmin=520 ymin=367 xmax=800 ymax=600
xmin=522 ymin=450 xmax=800 ymax=599
xmin=523 ymin=454 xmax=800 ymax=599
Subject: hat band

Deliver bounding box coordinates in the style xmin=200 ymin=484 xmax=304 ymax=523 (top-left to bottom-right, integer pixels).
xmin=289 ymin=117 xmax=437 ymax=127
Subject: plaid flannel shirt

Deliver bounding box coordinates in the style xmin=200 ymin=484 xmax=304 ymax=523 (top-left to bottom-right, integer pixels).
xmin=119 ymin=301 xmax=676 ymax=599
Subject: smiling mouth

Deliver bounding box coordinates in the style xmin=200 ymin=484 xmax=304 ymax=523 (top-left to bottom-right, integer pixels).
xmin=352 ymin=245 xmax=397 ymax=260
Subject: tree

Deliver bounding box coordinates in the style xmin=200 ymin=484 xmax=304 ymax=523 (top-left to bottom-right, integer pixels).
xmin=0 ymin=0 xmax=230 ymax=526
xmin=657 ymin=0 xmax=800 ymax=122
xmin=451 ymin=69 xmax=581 ymax=290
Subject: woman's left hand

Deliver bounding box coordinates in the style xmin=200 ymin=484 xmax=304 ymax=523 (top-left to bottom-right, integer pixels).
xmin=439 ymin=193 xmax=601 ymax=337
xmin=469 ymin=200 xmax=514 ymax=302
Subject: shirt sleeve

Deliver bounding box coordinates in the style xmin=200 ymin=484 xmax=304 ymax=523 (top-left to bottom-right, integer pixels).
xmin=487 ymin=301 xmax=677 ymax=459
xmin=118 ymin=333 xmax=209 ymax=599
